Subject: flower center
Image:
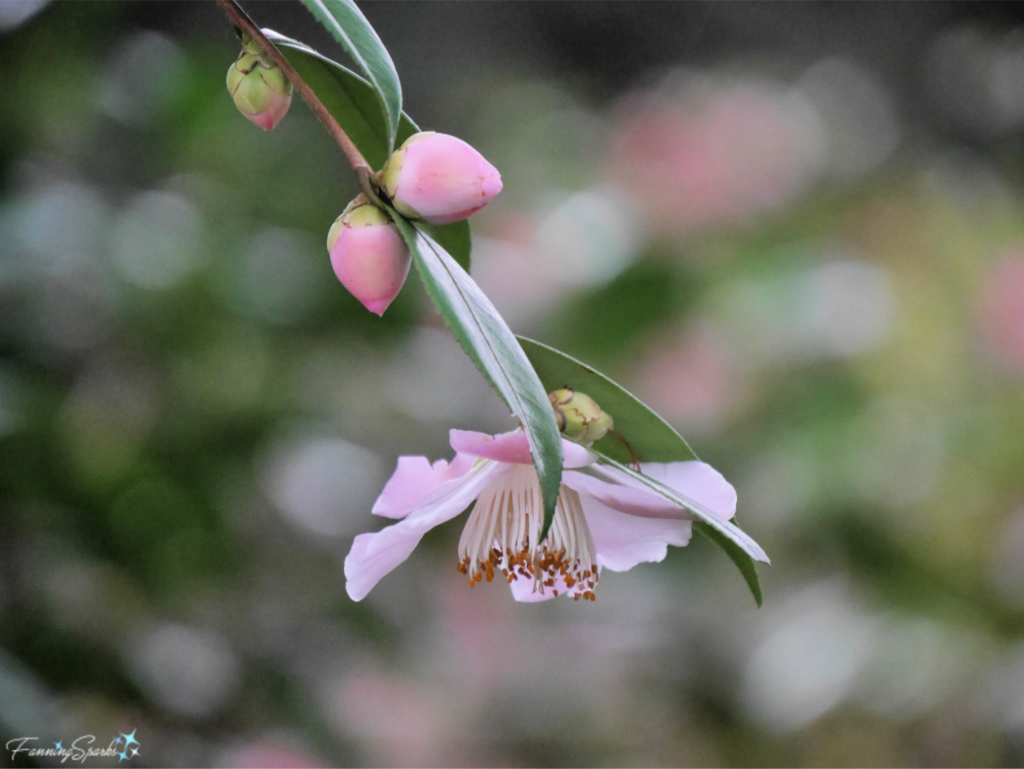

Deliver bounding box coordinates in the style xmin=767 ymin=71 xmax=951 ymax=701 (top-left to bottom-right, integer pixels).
xmin=456 ymin=464 xmax=599 ymax=601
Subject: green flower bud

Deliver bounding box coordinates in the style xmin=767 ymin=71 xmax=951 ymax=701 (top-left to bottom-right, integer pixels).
xmin=226 ymin=41 xmax=293 ymax=131
xmin=549 ymin=388 xmax=613 ymax=445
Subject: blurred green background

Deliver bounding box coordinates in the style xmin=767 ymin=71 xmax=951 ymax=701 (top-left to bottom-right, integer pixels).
xmin=2 ymin=1 xmax=1024 ymax=766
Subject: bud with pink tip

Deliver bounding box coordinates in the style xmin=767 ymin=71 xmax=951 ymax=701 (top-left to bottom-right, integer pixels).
xmin=378 ymin=132 xmax=503 ymax=225
xmin=226 ymin=36 xmax=293 ymax=131
xmin=327 ymin=197 xmax=411 ymax=316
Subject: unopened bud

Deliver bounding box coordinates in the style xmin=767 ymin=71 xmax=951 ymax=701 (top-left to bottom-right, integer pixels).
xmin=378 ymin=132 xmax=502 ymax=225
xmin=328 ymin=196 xmax=411 ymax=316
xmin=226 ymin=38 xmax=293 ymax=131
xmin=549 ymin=388 xmax=613 ymax=444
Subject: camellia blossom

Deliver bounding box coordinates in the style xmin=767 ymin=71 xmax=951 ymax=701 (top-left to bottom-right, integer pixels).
xmin=344 ymin=428 xmax=737 ymax=602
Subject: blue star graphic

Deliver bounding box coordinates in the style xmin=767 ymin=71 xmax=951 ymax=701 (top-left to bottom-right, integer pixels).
xmin=114 ymin=736 xmax=123 ymax=745
xmin=118 ymin=750 xmax=128 ymax=762
xmin=121 ymin=730 xmax=139 ymax=749
xmin=54 ymin=742 xmax=63 ymax=750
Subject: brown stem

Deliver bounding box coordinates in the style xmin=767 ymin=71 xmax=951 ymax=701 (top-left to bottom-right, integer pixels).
xmin=216 ymin=0 xmax=373 ymax=176
xmin=356 ymin=166 xmax=385 ymax=209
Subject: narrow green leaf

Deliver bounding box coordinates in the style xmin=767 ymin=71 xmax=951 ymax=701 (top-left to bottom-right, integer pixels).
xmin=517 ymin=337 xmax=766 ymax=605
xmin=590 ymin=447 xmax=769 ymax=561
xmin=589 ymin=454 xmax=766 ymax=608
xmin=421 ymin=221 xmax=472 ymax=276
xmin=517 ymin=337 xmax=697 ymax=465
xmin=391 ymin=217 xmax=563 ymax=538
xmin=298 ymin=0 xmax=402 ymax=152
xmin=693 ymin=522 xmax=764 ymax=607
xmin=263 ymin=31 xmax=471 ymax=271
xmin=263 ymin=30 xmax=408 ymax=170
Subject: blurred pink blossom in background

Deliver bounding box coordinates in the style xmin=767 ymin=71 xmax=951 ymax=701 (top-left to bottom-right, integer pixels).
xmin=630 ymin=323 xmax=744 ymax=434
xmin=224 ymin=739 xmax=327 ymax=769
xmin=333 ymin=671 xmax=452 ymax=766
xmin=609 ymin=78 xmax=822 ymax=237
xmin=978 ymin=250 xmax=1024 ymax=374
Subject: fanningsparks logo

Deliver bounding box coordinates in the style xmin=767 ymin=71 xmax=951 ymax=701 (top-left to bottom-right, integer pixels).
xmin=6 ymin=730 xmax=141 ymax=764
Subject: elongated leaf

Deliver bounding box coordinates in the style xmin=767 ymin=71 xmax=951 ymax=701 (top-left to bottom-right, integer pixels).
xmin=298 ymin=0 xmax=402 ymax=152
xmin=692 ymin=521 xmax=764 ymax=607
xmin=591 ymin=448 xmax=766 ymax=606
xmin=263 ymin=31 xmax=470 ymax=271
xmin=518 ymin=337 xmax=766 ymax=605
xmin=263 ymin=30 xmax=409 ymax=169
xmin=390 ymin=217 xmax=563 ymax=538
xmin=517 ymin=337 xmax=697 ymax=465
xmin=591 ymin=448 xmax=769 ymax=562
xmin=422 ymin=221 xmax=472 ymax=275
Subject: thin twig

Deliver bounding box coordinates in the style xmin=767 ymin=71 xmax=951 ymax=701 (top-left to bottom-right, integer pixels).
xmin=608 ymin=429 xmax=642 ymax=473
xmin=356 ymin=166 xmax=385 ymax=208
xmin=216 ymin=0 xmax=373 ymax=176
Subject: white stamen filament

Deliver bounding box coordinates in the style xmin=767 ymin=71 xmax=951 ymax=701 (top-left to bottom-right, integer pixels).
xmin=456 ymin=464 xmax=599 ymax=601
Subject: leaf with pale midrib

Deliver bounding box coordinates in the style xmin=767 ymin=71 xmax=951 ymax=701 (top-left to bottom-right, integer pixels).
xmin=390 ymin=217 xmax=564 ymax=541
xmin=591 ymin=448 xmax=768 ymax=606
xmin=298 ymin=0 xmax=402 ymax=153
xmin=517 ymin=336 xmax=766 ymax=606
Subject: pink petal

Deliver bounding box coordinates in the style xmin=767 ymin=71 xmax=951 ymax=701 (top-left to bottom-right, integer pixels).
xmin=449 ymin=429 xmax=595 ymax=468
xmin=507 ymin=566 xmax=602 ymax=602
xmin=642 ymin=461 xmax=736 ymax=520
xmin=583 ymin=496 xmax=692 ymax=572
xmin=508 ymin=572 xmax=570 ymax=602
xmin=372 ymin=454 xmax=474 ymax=519
xmin=561 ymin=470 xmax=686 ymax=520
xmin=562 ymin=461 xmax=736 ymax=521
xmin=345 ymin=460 xmax=510 ymax=601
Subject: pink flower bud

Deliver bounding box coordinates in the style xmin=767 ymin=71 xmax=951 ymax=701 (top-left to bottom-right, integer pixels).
xmin=378 ymin=132 xmax=503 ymax=225
xmin=327 ymin=198 xmax=411 ymax=316
xmin=226 ymin=48 xmax=293 ymax=131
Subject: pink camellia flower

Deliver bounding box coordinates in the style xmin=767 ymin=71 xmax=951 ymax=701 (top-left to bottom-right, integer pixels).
xmin=327 ymin=197 xmax=411 ymax=316
xmin=378 ymin=132 xmax=503 ymax=225
xmin=344 ymin=428 xmax=737 ymax=602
